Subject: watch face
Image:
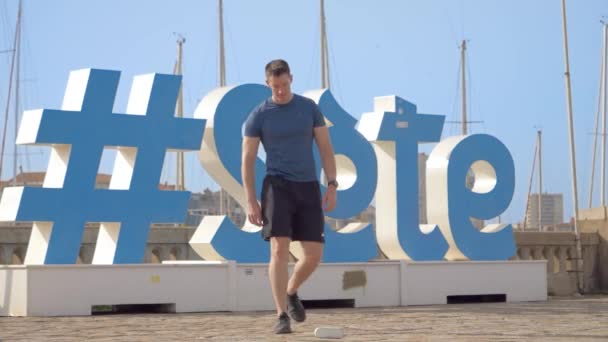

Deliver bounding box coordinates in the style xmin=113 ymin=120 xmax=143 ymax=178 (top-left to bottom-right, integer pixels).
xmin=328 ymin=180 xmax=338 ymax=188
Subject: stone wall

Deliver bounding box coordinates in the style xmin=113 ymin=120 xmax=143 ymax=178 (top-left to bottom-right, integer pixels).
xmin=579 ymin=206 xmax=608 ymax=294
xmin=0 ymin=224 xmax=202 ymax=265
xmin=513 ymin=231 xmax=599 ymax=295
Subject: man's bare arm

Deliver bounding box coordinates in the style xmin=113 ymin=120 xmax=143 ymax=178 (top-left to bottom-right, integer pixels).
xmin=242 ymin=136 xmax=263 ymax=225
xmin=314 ymin=126 xmax=337 ymax=212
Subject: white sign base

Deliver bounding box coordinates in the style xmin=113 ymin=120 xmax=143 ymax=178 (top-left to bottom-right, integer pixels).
xmin=0 ymin=261 xmax=547 ymax=316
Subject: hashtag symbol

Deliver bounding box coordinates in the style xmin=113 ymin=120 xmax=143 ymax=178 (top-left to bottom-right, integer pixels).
xmin=0 ymin=69 xmax=205 ymax=264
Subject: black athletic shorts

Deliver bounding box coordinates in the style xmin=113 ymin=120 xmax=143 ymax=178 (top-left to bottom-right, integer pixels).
xmin=260 ymin=175 xmax=325 ymax=243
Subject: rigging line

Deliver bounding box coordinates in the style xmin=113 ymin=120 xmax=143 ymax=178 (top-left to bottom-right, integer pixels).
xmin=589 ymin=41 xmax=605 ymax=208
xmin=447 ymin=45 xmax=462 ymax=138
xmin=185 ymin=88 xmax=195 ymax=119
xmin=22 ymin=18 xmax=40 ymax=107
xmin=522 ymin=136 xmax=539 ymax=231
xmin=198 ymin=23 xmax=214 ymax=93
xmin=465 ymin=43 xmax=476 ymax=133
xmin=444 ymin=7 xmax=460 ymax=48
xmin=307 ymin=9 xmax=319 ymax=90
xmin=225 ymin=22 xmax=241 ymax=85
xmin=195 ymin=27 xmax=215 ymax=191
xmin=20 ymin=13 xmax=39 ymax=175
xmin=24 ymin=143 xmax=31 ymax=175
xmin=159 ymin=149 xmax=169 ymax=185
xmin=327 ymin=31 xmax=345 ymax=107
xmin=165 ymin=151 xmax=176 ymax=187
xmin=0 ymin=0 xmax=12 ymax=58
xmin=0 ymin=1 xmax=11 ymax=119
xmin=214 ymin=28 xmax=219 ymax=87
xmin=160 ymin=51 xmax=180 ymax=187
xmin=188 ymin=153 xmax=200 ymax=191
xmin=460 ymin=0 xmax=466 ymax=44
xmin=443 ymin=13 xmax=460 ymax=133
xmin=0 ymin=151 xmax=43 ymax=156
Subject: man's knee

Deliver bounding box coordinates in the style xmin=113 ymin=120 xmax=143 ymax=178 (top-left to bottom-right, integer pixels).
xmin=303 ymin=252 xmax=322 ymax=265
xmin=302 ymin=243 xmax=323 ymax=265
xmin=270 ymin=237 xmax=291 ymax=263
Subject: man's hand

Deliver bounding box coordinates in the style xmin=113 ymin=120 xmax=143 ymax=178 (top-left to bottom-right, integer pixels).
xmin=322 ymin=186 xmax=337 ymax=212
xmin=247 ymin=199 xmax=264 ymax=226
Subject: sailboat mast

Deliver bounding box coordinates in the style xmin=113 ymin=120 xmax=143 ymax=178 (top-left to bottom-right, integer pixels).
xmin=218 ymin=0 xmax=227 ymax=215
xmin=537 ymin=130 xmax=543 ymax=230
xmin=602 ymin=23 xmax=608 ymax=206
xmin=460 ymin=40 xmax=468 ymax=135
xmin=560 ymin=0 xmax=583 ymax=292
xmin=320 ymin=0 xmax=330 ymax=89
xmin=219 ymin=0 xmax=226 ymax=87
xmin=13 ymin=0 xmax=22 ymax=186
xmin=0 ymin=0 xmax=22 ymax=185
xmin=174 ymin=37 xmax=185 ymax=191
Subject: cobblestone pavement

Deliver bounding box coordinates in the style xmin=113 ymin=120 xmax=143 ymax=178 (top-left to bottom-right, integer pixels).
xmin=0 ymin=296 xmax=607 ymax=341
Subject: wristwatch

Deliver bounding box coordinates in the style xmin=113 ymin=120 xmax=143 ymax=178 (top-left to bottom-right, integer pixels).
xmin=327 ymin=179 xmax=339 ymax=188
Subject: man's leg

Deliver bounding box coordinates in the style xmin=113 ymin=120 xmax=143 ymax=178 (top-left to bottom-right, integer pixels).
xmin=285 ymin=241 xmax=322 ymax=322
xmin=287 ymin=241 xmax=323 ymax=295
xmin=269 ymin=236 xmax=291 ymax=316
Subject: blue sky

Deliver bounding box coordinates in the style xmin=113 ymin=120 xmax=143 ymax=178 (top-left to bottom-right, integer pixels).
xmin=0 ymin=0 xmax=607 ymax=224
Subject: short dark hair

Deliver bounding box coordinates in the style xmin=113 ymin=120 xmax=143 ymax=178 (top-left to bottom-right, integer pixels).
xmin=265 ymin=59 xmax=290 ymax=78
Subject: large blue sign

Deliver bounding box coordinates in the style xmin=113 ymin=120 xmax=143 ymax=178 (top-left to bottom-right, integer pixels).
xmin=0 ymin=69 xmax=515 ymax=264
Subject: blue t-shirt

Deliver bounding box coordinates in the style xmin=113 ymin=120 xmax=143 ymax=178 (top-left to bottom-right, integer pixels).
xmin=244 ymin=94 xmax=326 ymax=182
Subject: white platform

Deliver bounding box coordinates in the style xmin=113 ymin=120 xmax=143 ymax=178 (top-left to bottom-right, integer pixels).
xmin=0 ymin=260 xmax=547 ymax=316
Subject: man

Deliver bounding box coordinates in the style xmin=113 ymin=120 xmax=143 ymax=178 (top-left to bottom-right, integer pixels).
xmin=242 ymin=59 xmax=338 ymax=334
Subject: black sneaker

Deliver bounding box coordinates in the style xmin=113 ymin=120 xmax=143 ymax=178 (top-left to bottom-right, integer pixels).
xmin=287 ymin=293 xmax=306 ymax=322
xmin=273 ymin=312 xmax=292 ymax=334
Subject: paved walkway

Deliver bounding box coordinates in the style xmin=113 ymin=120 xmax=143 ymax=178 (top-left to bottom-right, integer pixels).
xmin=1 ymin=296 xmax=607 ymax=341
